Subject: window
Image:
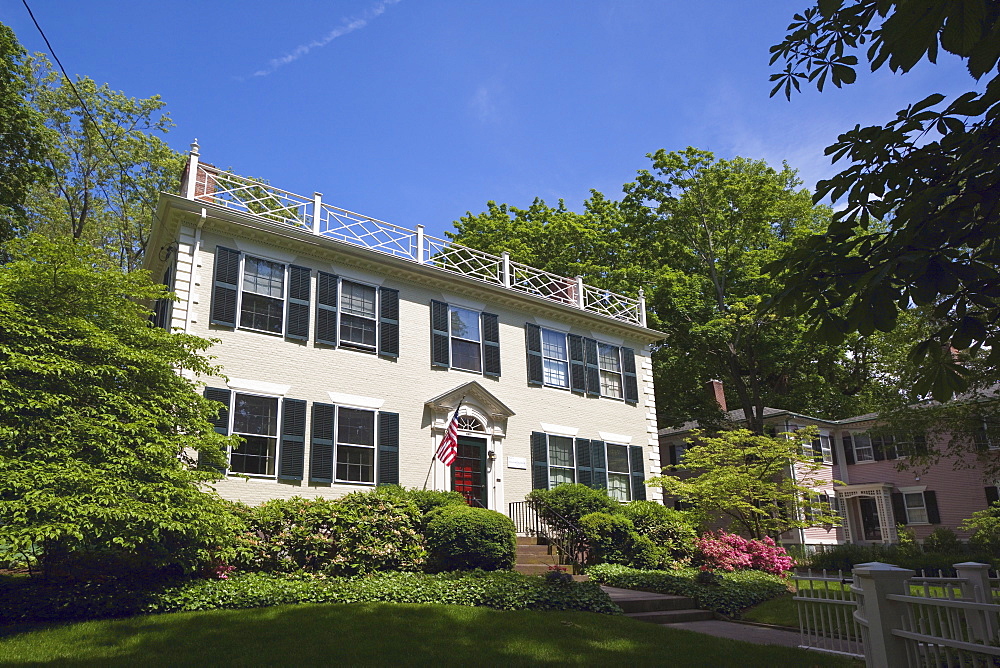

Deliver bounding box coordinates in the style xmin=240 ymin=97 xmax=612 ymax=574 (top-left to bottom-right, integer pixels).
xmin=541 ymin=329 xmax=569 ymax=388
xmin=851 ymin=434 xmax=875 ymax=462
xmin=450 ymin=306 xmax=482 ymax=372
xmin=547 ymin=435 xmax=576 ymax=488
xmin=903 ymin=492 xmax=929 ymax=524
xmin=336 ymin=407 xmax=376 ymax=483
xmin=152 ymin=266 xmax=173 ymax=330
xmin=339 ymin=280 xmax=377 ymax=350
xmin=240 ymin=256 xmax=285 ymax=333
xmin=606 ymin=443 xmax=631 ymax=502
xmin=230 ymin=393 xmax=280 ymax=476
xmin=598 ymin=343 xmax=623 ymax=399
xmin=806 ymin=434 xmax=834 ymax=464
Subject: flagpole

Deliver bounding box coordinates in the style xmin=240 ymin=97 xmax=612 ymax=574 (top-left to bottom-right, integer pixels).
xmin=423 ymin=397 xmax=465 ymax=491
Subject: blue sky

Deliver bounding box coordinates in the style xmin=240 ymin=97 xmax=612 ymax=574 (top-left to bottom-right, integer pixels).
xmin=3 ymin=0 xmax=979 ymax=240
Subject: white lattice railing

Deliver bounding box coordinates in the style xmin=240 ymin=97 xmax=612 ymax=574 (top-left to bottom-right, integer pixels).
xmin=182 ymin=155 xmax=647 ymax=326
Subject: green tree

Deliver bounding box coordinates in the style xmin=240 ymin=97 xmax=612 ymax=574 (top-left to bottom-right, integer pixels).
xmin=22 ymin=53 xmax=184 ymax=271
xmin=0 ymin=235 xmax=240 ymax=578
xmin=649 ymin=428 xmax=840 ymax=540
xmin=767 ymin=0 xmax=1000 ymax=401
xmin=0 ymin=22 xmax=52 ymax=244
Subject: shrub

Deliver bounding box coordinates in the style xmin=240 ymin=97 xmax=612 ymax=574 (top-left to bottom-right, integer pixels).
xmin=2 ymin=571 xmax=622 ymax=624
xmin=424 ymin=506 xmax=516 ymax=572
xmin=806 ymin=542 xmax=998 ymax=573
xmin=380 ymin=487 xmax=467 ymax=517
xmin=963 ymin=504 xmax=1000 ymax=557
xmin=923 ymin=527 xmax=963 ymax=554
xmin=696 ymin=532 xmax=794 ymax=576
xmin=587 ymin=563 xmax=789 ymax=617
xmin=230 ymin=497 xmax=341 ymax=573
xmin=579 ymin=512 xmax=659 ymax=569
xmin=620 ymin=501 xmax=697 ymax=560
xmin=526 ymin=484 xmax=618 ymax=526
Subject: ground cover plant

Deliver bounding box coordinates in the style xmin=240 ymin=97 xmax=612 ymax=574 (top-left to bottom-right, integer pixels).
xmin=587 ymin=563 xmax=789 ymax=617
xmin=0 ymin=602 xmax=857 ymax=667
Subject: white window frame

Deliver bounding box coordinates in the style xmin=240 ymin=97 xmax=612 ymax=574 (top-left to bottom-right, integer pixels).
xmin=448 ymin=305 xmax=483 ymax=373
xmin=338 ymin=278 xmax=380 ymax=352
xmin=605 ymin=442 xmax=632 ymax=502
xmin=228 ymin=391 xmax=282 ymax=478
xmin=851 ymin=433 xmax=875 ymax=462
xmin=597 ymin=342 xmax=624 ymax=399
xmin=237 ymin=254 xmax=287 ymax=335
xmin=819 ymin=434 xmax=833 ymax=464
xmin=334 ymin=405 xmax=377 ymax=485
xmin=540 ymin=328 xmax=570 ymax=389
xmin=903 ymin=492 xmax=930 ymax=524
xmin=546 ymin=433 xmax=576 ymax=489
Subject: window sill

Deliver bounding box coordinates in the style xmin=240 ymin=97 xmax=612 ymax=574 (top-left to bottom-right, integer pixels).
xmin=228 ymin=473 xmax=277 ymax=479
xmin=335 ymin=480 xmax=376 ymax=486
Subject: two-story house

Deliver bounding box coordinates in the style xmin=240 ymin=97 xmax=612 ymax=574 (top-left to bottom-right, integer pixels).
xmin=144 ymin=143 xmax=664 ymax=516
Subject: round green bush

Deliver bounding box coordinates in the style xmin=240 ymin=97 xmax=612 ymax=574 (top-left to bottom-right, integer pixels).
xmin=620 ymin=501 xmax=698 ymax=560
xmin=526 ymin=484 xmax=618 ymax=526
xmin=424 ymin=506 xmax=516 ymax=572
xmin=579 ymin=512 xmax=659 ymax=569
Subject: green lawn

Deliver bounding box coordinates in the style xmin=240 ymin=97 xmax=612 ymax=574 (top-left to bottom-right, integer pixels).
xmin=742 ymin=594 xmax=797 ymax=628
xmin=0 ymin=602 xmax=855 ymax=667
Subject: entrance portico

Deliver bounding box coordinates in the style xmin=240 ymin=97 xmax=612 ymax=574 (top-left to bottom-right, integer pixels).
xmin=835 ymin=483 xmax=898 ymax=544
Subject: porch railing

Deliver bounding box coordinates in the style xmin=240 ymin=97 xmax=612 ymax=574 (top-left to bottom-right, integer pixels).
xmin=181 ymin=151 xmax=647 ymax=327
xmin=508 ymin=500 xmax=587 ymax=571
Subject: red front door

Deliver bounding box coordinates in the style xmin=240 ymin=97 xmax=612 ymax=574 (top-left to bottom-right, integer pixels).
xmin=452 ymin=436 xmax=487 ymax=507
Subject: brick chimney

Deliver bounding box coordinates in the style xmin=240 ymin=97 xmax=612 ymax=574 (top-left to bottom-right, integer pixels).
xmin=706 ymin=379 xmax=726 ymax=412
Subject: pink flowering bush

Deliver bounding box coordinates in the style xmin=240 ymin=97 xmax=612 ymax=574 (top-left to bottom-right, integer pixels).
xmin=695 ymin=532 xmax=794 ymax=576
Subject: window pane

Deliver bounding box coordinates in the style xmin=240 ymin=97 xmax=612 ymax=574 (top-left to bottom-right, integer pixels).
xmin=541 ymin=329 xmax=567 ymax=360
xmin=904 ymin=493 xmax=928 ymax=523
xmin=598 ymin=344 xmax=621 ymax=372
xmin=450 ymin=307 xmax=480 ymax=341
xmin=853 ymin=435 xmax=874 ymax=462
xmin=240 ymin=292 xmax=283 ymax=333
xmin=229 ymin=434 xmax=276 ymax=475
xmin=600 ymin=370 xmax=623 ymax=398
xmin=243 ymin=257 xmax=284 ymax=298
xmin=606 ymin=444 xmax=629 ymax=474
xmin=232 ymin=394 xmax=278 ymax=436
xmin=338 ymin=408 xmax=375 ymax=446
xmin=451 ymin=339 xmax=482 ymax=372
xmin=549 ymin=467 xmax=575 ymax=488
xmin=336 ymin=445 xmax=374 ymax=483
xmin=340 ymin=313 xmax=377 ymax=347
xmin=543 ymin=359 xmax=569 ymax=387
xmin=548 ymin=436 xmax=574 ymax=468
xmin=608 ymin=473 xmax=631 ymax=502
xmin=341 ymin=281 xmax=376 ymax=318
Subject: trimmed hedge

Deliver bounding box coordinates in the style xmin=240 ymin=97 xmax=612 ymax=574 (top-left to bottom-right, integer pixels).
xmin=587 ymin=564 xmax=789 ymax=617
xmin=424 ymin=506 xmax=516 ymax=572
xmin=1 ymin=571 xmax=620 ymax=624
xmin=806 ymin=543 xmax=999 ymax=574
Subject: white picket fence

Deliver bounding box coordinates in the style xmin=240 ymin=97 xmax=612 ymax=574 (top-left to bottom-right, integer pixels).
xmin=796 ymin=562 xmax=1000 ymax=667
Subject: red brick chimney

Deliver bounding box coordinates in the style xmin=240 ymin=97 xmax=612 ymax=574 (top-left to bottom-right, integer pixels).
xmin=706 ymin=379 xmax=726 ymax=412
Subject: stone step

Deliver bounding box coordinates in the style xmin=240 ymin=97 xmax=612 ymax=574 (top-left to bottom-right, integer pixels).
xmin=627 ymin=609 xmax=715 ymax=624
xmin=514 ymin=564 xmax=553 ymax=575
xmin=515 ymin=553 xmax=556 ymax=565
xmin=516 ymin=536 xmax=547 ymax=546
xmin=615 ymin=596 xmax=700 ymax=614
xmin=515 ymin=545 xmax=551 ymax=556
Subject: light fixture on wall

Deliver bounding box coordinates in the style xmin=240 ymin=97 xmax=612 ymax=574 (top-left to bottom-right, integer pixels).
xmin=158 ymin=241 xmax=178 ymax=262
xmin=487 ymin=450 xmax=496 ymax=461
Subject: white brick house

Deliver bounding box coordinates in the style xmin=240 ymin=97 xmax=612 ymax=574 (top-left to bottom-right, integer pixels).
xmin=144 ymin=145 xmax=664 ymax=514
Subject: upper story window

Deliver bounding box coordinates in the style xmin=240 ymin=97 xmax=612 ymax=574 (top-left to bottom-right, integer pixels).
xmin=598 ymin=344 xmax=623 ymax=399
xmin=525 ymin=324 xmax=639 ymax=403
xmin=316 ymin=272 xmax=398 ymax=357
xmin=802 ymin=434 xmax=834 ymax=464
xmin=541 ymin=329 xmax=569 ymax=388
xmin=430 ymin=301 xmax=500 ymax=376
xmin=240 ymin=257 xmax=285 ymax=333
xmin=843 ymin=433 xmax=875 ymax=463
xmin=339 ymin=280 xmax=378 ymax=350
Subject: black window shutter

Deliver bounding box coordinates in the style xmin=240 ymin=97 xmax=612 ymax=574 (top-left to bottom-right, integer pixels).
xmin=310 ymin=403 xmax=335 ymax=483
xmin=591 ymin=440 xmax=607 ymax=489
xmin=842 ymin=434 xmax=856 ymax=465
xmin=568 ymin=334 xmax=586 ymax=393
xmin=584 ymin=338 xmax=600 ymax=397
xmin=872 ymin=435 xmax=885 ymax=461
xmin=812 ymin=438 xmax=824 ymax=463
xmin=925 ymin=491 xmax=941 ymax=524
xmin=891 ymin=492 xmax=908 ymax=524
xmin=201 ymin=387 xmax=231 ymax=470
xmin=286 ymin=265 xmax=311 ymax=341
xmin=912 ymin=433 xmax=929 ymax=455
xmin=831 ymin=438 xmax=839 ymax=466
xmin=210 ymin=247 xmax=240 ymax=327
xmin=621 ymin=347 xmax=639 ymax=404
xmin=378 ymin=287 xmax=400 ymax=358
xmin=629 ymin=445 xmax=646 ymax=500
xmin=987 ymin=486 xmax=1000 ymax=506
xmin=377 ymin=411 xmax=400 ymax=485
xmin=525 ymin=323 xmax=543 ymax=385
xmin=278 ymin=398 xmax=306 ymax=480
xmin=316 ymin=272 xmax=339 ymax=346
xmin=575 ymin=438 xmax=593 ymax=488
xmin=531 ymin=431 xmax=549 ymax=490
xmin=668 ymin=444 xmax=678 ymax=466
xmin=482 ymin=312 xmax=501 ymax=377
xmin=431 ymin=300 xmax=450 ymax=367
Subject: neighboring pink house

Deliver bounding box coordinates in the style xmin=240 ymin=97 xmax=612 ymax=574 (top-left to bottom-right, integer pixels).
xmin=659 ymin=383 xmax=999 ymax=548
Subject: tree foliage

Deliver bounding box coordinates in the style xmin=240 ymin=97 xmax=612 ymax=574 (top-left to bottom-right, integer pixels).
xmin=767 ymin=0 xmax=1000 ymax=401
xmin=0 ymin=235 xmax=240 ymax=578
xmin=649 ymin=428 xmax=840 ymax=540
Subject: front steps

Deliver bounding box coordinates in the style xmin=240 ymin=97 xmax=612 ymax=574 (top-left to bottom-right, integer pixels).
xmin=601 ymin=586 xmax=714 ymax=624
xmin=514 ymin=536 xmax=586 ymax=579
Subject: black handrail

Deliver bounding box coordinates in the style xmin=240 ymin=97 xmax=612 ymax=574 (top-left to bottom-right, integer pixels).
xmin=508 ymin=499 xmax=587 ymax=570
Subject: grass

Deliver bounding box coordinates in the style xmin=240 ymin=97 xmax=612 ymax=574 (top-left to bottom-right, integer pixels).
xmin=0 ymin=602 xmax=856 ymax=667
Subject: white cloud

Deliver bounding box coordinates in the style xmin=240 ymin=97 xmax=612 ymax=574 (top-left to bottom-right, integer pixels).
xmin=250 ymin=0 xmax=401 ymax=78
xmin=470 ymin=85 xmax=500 ymax=124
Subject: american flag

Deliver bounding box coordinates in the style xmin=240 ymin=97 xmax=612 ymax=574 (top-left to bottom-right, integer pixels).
xmin=436 ymin=401 xmax=463 ymax=466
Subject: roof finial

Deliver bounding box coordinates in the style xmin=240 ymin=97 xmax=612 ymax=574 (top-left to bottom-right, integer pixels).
xmin=190 ymin=138 xmax=200 ymax=156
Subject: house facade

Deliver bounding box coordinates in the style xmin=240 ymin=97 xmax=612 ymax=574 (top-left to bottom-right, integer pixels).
xmin=660 ymin=393 xmax=999 ymax=547
xmin=144 ymin=144 xmax=664 ymax=514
